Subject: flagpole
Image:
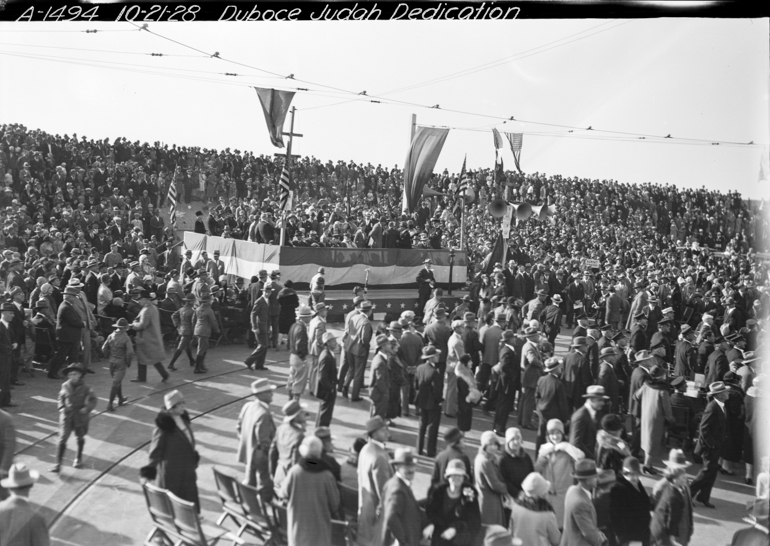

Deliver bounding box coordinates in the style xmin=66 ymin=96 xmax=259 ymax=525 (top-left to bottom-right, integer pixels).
xmin=280 ymin=106 xmax=297 ymax=247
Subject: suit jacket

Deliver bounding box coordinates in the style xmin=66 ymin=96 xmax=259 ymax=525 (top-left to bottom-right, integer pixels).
xmin=84 ymin=271 xmax=100 ymax=306
xmin=415 ymin=362 xmax=443 ymax=411
xmin=697 ymin=399 xmax=726 ymax=457
xmin=357 ymin=441 xmax=394 ymax=546
xmin=236 ymin=400 xmax=276 ymax=471
xmin=605 ymin=293 xmax=622 ymax=323
xmin=481 ymin=324 xmax=503 ymax=366
xmin=55 ymin=300 xmax=84 ymax=343
xmin=597 ymin=361 xmax=621 ymax=413
xmin=520 ymin=340 xmax=543 ymax=389
xmin=536 ymin=373 xmax=570 ymax=424
xmin=562 ymin=350 xmax=592 ymax=405
xmin=344 ymin=312 xmax=373 ymax=356
xmin=628 ymin=324 xmax=649 ymax=355
xmin=560 ymin=485 xmax=605 ymax=546
xmin=250 ymin=297 xmax=271 ymax=333
xmin=497 ymin=344 xmax=520 ymax=395
xmin=569 ymin=405 xmax=599 ymax=460
xmin=705 ymin=348 xmax=729 ymax=386
xmin=0 ymin=497 xmax=50 ymax=546
xmin=315 ymin=348 xmax=338 ymax=398
xmin=379 ymin=474 xmax=425 ymax=546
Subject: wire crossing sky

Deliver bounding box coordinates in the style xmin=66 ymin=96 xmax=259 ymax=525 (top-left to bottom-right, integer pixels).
xmin=0 ymin=19 xmax=767 ymax=197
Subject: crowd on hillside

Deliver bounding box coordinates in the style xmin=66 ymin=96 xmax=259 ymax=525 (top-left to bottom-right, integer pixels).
xmin=0 ymin=123 xmax=769 ymax=546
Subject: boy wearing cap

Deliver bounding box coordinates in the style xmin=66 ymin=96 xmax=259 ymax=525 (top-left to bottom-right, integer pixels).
xmin=168 ymin=294 xmax=197 ymax=370
xmin=101 ymin=318 xmax=134 ymax=412
xmin=0 ymin=463 xmax=50 ymax=546
xmin=237 ymin=379 xmax=277 ymax=501
xmin=51 ymin=365 xmax=97 ymax=472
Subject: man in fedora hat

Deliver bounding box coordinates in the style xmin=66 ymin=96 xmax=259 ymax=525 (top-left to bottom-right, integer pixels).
xmin=730 ymin=497 xmax=769 ymax=546
xmin=379 ymin=447 xmax=426 ymax=546
xmin=237 ymin=379 xmax=277 ymax=502
xmin=270 ymin=399 xmax=307 ymax=495
xmin=535 ymin=357 xmax=569 ymax=454
xmin=129 ymin=290 xmax=170 ymax=382
xmin=369 ymin=334 xmax=393 ymax=421
xmin=48 ymin=287 xmax=84 ymax=381
xmin=431 ymin=426 xmax=472 ymax=487
xmin=0 ymin=302 xmax=20 ymax=408
xmin=416 ymin=259 xmax=435 ymax=315
xmin=597 ymin=347 xmax=622 ymax=414
xmin=690 ymin=381 xmax=730 ymax=508
xmin=306 ymin=302 xmax=328 ymax=394
xmin=674 ymin=324 xmax=697 ymax=380
xmin=561 ymin=459 xmax=606 ymax=546
xmin=101 ymin=318 xmax=133 ymax=412
xmin=628 ymin=311 xmax=650 ymax=361
xmin=415 ymin=346 xmax=443 ymax=457
xmin=519 ymin=326 xmax=543 ymax=430
xmin=541 ymin=293 xmax=563 ymax=346
xmin=357 ymin=415 xmax=393 ymax=546
xmin=51 ymin=365 xmax=97 ymax=473
xmin=492 ymin=330 xmax=520 ymax=436
xmin=245 ymin=284 xmax=271 ymax=371
xmin=314 ymin=332 xmax=339 ymax=428
xmin=569 ymin=385 xmax=609 ymax=460
xmin=0 ymin=463 xmax=50 ymax=546
xmin=343 ymin=299 xmax=374 ymax=401
xmin=286 ymin=305 xmax=312 ymax=400
xmin=562 ymin=336 xmax=593 ymax=411
xmin=524 ymin=288 xmax=548 ymax=323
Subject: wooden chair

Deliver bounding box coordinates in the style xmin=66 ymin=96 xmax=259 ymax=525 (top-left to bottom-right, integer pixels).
xmin=331 ymin=519 xmax=352 ymax=546
xmin=338 ymin=483 xmax=359 ymax=527
xmin=233 ymin=481 xmax=273 ymax=543
xmin=167 ymin=489 xmax=246 ymax=546
xmin=212 ymin=467 xmax=245 ymax=529
xmin=268 ymin=502 xmax=350 ymax=546
xmin=141 ymin=482 xmax=179 ymax=546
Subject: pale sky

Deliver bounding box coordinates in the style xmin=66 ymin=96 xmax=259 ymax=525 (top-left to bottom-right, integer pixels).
xmin=1 ymin=18 xmax=768 ymax=197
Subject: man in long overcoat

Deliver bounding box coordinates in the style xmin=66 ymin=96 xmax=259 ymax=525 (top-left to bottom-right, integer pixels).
xmin=357 ymin=416 xmax=393 ymax=546
xmin=237 ymin=379 xmax=277 ymax=502
xmin=129 ymin=290 xmax=169 ymax=382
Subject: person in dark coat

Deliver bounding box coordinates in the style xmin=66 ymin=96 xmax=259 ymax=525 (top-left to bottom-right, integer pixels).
xmin=314 ymin=332 xmax=338 ymax=428
xmin=597 ymin=348 xmax=622 ymax=414
xmin=720 ymin=373 xmax=745 ymax=476
xmin=379 ymin=448 xmax=427 ymax=546
xmin=689 ymin=381 xmax=729 ymax=508
xmin=493 ymin=329 xmax=519 ymax=435
xmin=431 ymin=427 xmax=473 ymax=487
xmin=416 ymin=260 xmax=436 ymax=315
xmin=535 ymin=357 xmax=569 ymax=455
xmin=569 ymin=385 xmax=608 ymax=460
xmin=140 ymin=390 xmax=201 ymax=512
xmin=674 ymin=325 xmax=698 ymax=380
xmin=425 ymin=459 xmax=482 ymax=546
xmin=562 ymin=336 xmax=592 ymax=411
xmin=595 ymin=414 xmax=631 ymax=475
xmin=415 ymin=346 xmax=443 ymax=457
xmin=628 ymin=313 xmax=649 ymax=358
xmin=500 ymin=427 xmax=534 ymax=501
xmin=705 ymin=337 xmax=730 ymax=386
xmin=610 ymin=456 xmax=651 ymax=546
xmin=650 ymin=463 xmax=694 ymax=546
xmin=48 ymin=287 xmax=84 ymax=379
xmin=277 ymin=281 xmax=300 ymax=338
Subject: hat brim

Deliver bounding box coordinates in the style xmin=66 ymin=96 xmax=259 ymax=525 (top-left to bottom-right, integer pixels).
xmin=573 ymin=468 xmax=603 ymax=479
xmin=583 ymin=393 xmax=610 ymax=399
xmin=0 ymin=470 xmax=39 ymax=489
xmin=61 ymin=366 xmax=85 ymax=376
xmin=663 ymin=460 xmax=691 ymax=469
xmin=252 ymin=385 xmax=277 ymax=395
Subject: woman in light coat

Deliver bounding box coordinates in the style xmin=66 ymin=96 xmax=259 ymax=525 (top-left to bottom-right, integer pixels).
xmin=474 ymin=430 xmax=509 ymax=527
xmin=634 ymin=365 xmax=673 ymax=474
xmin=510 ymin=472 xmax=561 ymax=546
xmin=534 ymin=419 xmax=584 ymax=529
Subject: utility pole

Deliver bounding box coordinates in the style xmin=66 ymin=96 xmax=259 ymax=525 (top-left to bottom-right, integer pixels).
xmin=275 ymin=106 xmax=302 ymax=246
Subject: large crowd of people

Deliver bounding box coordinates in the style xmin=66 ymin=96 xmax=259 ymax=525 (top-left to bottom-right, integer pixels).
xmin=0 ymin=122 xmax=768 ymax=546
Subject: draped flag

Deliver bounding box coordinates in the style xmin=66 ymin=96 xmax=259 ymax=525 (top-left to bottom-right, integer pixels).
xmin=480 ymin=233 xmax=507 ymax=275
xmin=278 ymin=162 xmax=292 ymax=211
xmin=505 ymin=132 xmax=524 ymax=173
xmin=402 ymin=127 xmax=450 ymax=213
xmin=254 ymin=87 xmax=295 ymax=148
xmin=167 ymin=181 xmax=177 ymax=225
xmin=492 ymin=128 xmax=505 ymax=149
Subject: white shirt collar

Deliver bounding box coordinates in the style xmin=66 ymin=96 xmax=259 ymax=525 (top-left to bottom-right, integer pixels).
xmin=371 ymin=439 xmax=386 ymax=450
xmin=396 ymin=472 xmax=412 ymax=487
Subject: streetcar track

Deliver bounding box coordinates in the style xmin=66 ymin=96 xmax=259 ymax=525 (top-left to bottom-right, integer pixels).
xmin=16 ymin=355 xmax=290 ymax=458
xmin=47 ymin=386 xmax=259 ymax=531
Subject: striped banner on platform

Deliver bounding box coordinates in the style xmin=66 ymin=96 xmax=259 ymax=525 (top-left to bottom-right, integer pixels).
xmin=182 ymin=233 xmax=467 ymax=288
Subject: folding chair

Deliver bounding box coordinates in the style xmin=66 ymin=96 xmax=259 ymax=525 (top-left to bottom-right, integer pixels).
xmin=267 ymin=503 xmax=289 ymax=546
xmin=142 ymin=482 xmax=179 ymax=546
xmin=331 ymin=519 xmax=352 ymax=546
xmin=212 ymin=467 xmax=244 ymax=528
xmin=167 ymin=489 xmax=245 ymax=546
xmin=210 ymin=313 xmax=229 ymax=348
xmin=338 ymin=483 xmax=359 ymax=526
xmin=234 ymin=481 xmax=273 ymax=543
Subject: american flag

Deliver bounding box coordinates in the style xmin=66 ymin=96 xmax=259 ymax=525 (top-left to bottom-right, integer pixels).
xmin=505 ymin=132 xmax=524 ymax=173
xmin=167 ymin=181 xmax=177 ymax=225
xmin=278 ymin=163 xmax=292 ymax=211
xmin=453 ymin=155 xmax=469 ymax=214
xmin=505 ymin=132 xmax=523 ymax=151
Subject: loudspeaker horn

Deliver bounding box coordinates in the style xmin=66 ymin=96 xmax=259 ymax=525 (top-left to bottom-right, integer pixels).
xmin=511 ymin=202 xmax=532 ymax=221
xmin=422 ymin=187 xmax=447 ymax=198
xmin=531 ymin=205 xmax=548 ymax=221
xmin=488 ymin=198 xmax=508 ymax=218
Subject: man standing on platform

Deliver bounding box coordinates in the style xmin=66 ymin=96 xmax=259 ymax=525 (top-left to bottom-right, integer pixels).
xmin=237 ymin=379 xmax=277 ymax=502
xmin=344 ymin=300 xmax=373 ymax=401
xmin=245 ymin=285 xmax=271 ymax=371
xmin=416 ymin=259 xmax=435 ymax=317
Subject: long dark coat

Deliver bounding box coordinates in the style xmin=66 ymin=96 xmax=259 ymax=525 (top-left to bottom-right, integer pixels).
xmin=277 ymin=288 xmax=299 ymax=334
xmin=145 ymin=410 xmax=200 ymax=511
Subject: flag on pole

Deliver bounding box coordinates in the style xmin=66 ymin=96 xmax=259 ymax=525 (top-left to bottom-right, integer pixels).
xmin=278 ymin=162 xmax=292 ymax=211
xmin=402 ymin=127 xmax=450 ymax=213
xmin=453 ymin=155 xmax=469 ymax=215
xmin=167 ymin=181 xmax=177 ymax=225
xmin=479 ymin=233 xmax=507 ymax=276
xmin=504 ymin=132 xmax=524 ymax=173
xmin=254 ymin=87 xmax=295 ymax=148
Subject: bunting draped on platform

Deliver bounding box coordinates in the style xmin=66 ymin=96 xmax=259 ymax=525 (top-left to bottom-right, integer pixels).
xmin=402 ymin=127 xmax=450 ymax=213
xmin=254 ymin=87 xmax=295 ymax=148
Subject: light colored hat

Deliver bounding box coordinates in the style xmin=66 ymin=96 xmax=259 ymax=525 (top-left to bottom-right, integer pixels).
xmin=706 ymin=381 xmax=729 ymax=397
xmin=480 ymin=430 xmax=500 ymax=448
xmin=365 ymin=416 xmax=387 ymax=435
xmin=392 ymin=448 xmax=417 ymax=466
xmin=0 ymin=463 xmax=39 ymax=489
xmin=505 ymin=427 xmax=522 ymax=445
xmin=663 ymin=448 xmax=691 ymax=469
xmin=296 ymin=305 xmax=313 ymax=317
xmin=547 ymin=419 xmax=565 ymax=433
xmin=164 ymin=390 xmax=184 ymax=410
xmin=583 ymin=385 xmax=610 ymax=399
xmin=251 ymin=378 xmax=276 ymax=395
xmin=322 ymin=332 xmax=337 ymax=345
xmin=298 ymin=436 xmax=323 ymax=459
xmin=282 ymin=400 xmax=307 ymax=423
xmin=444 ymin=459 xmax=467 ymax=477
xmin=521 ymin=472 xmax=551 ymax=499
